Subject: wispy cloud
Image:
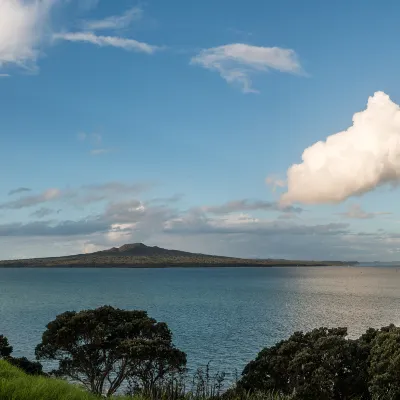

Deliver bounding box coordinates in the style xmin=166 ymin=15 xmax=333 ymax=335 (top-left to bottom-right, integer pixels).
xmin=191 ymin=43 xmax=302 ymax=93
xmin=0 ymin=74 xmax=10 ymax=77
xmin=0 ymin=0 xmax=54 ymax=72
xmin=0 ymin=182 xmax=151 ymax=210
xmin=1 ymin=188 xmax=61 ymax=209
xmin=338 ymin=204 xmax=391 ymax=220
xmin=202 ymin=199 xmax=303 ymax=214
xmin=90 ymin=148 xmax=112 ymax=156
xmin=30 ymin=207 xmax=58 ymax=219
xmin=53 ymin=32 xmax=160 ymax=54
xmin=78 ymin=132 xmax=112 ymax=155
xmin=78 ymin=132 xmax=102 ymax=145
xmin=266 ymin=175 xmax=286 ymax=192
xmin=82 ymin=6 xmax=143 ymax=31
xmin=8 ymin=187 xmax=31 ymax=196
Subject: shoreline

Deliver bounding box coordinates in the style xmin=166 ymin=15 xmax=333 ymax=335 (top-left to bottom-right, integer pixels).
xmin=0 ymin=263 xmax=356 ymax=269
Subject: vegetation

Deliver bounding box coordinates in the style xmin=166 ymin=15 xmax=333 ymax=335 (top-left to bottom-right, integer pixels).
xmin=0 ymin=335 xmax=44 ymax=376
xmin=0 ymin=360 xmax=287 ymax=400
xmin=3 ymin=305 xmax=400 ymax=399
xmin=35 ymin=306 xmax=186 ymax=397
xmin=0 ymin=243 xmax=356 ymax=268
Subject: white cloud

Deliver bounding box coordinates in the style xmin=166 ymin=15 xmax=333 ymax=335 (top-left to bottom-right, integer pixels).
xmin=53 ymin=32 xmax=159 ymax=54
xmin=280 ymin=92 xmax=400 ymax=205
xmin=1 ymin=192 xmax=400 ymax=261
xmin=82 ymin=6 xmax=143 ymax=31
xmin=191 ymin=43 xmax=302 ymax=93
xmin=0 ymin=0 xmax=54 ymax=71
xmin=107 ymin=223 xmax=137 ymax=242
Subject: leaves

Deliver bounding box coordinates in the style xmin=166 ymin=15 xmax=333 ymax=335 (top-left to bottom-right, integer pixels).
xmin=239 ymin=327 xmax=369 ymax=400
xmin=35 ymin=305 xmax=186 ymax=397
xmin=0 ymin=335 xmax=12 ymax=358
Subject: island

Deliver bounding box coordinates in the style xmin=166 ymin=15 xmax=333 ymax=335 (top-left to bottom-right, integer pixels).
xmin=0 ymin=243 xmax=358 ymax=268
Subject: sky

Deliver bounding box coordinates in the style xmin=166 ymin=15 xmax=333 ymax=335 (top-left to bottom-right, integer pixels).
xmin=1 ymin=0 xmax=400 ymax=261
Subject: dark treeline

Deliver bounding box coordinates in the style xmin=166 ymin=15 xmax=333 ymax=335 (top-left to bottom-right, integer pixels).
xmin=1 ymin=305 xmax=400 ymax=399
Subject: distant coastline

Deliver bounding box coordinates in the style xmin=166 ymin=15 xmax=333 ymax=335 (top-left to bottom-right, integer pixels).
xmin=0 ymin=243 xmax=358 ymax=268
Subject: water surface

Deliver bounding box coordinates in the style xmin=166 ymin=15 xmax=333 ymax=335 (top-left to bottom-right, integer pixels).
xmin=1 ymin=266 xmax=400 ymax=375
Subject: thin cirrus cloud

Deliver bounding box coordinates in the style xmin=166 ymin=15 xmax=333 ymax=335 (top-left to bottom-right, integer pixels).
xmin=52 ymin=32 xmax=160 ymax=54
xmin=81 ymin=6 xmax=143 ymax=31
xmin=78 ymin=132 xmax=112 ymax=155
xmin=8 ymin=187 xmax=32 ymax=196
xmin=191 ymin=43 xmax=303 ymax=93
xmin=90 ymin=148 xmax=112 ymax=156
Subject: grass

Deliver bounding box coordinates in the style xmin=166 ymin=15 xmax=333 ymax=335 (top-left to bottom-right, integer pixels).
xmin=0 ymin=360 xmax=131 ymax=400
xmin=0 ymin=360 xmax=291 ymax=400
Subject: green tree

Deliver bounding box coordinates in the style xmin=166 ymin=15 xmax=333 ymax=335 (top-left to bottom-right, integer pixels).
xmin=0 ymin=334 xmax=44 ymax=375
xmin=0 ymin=335 xmax=12 ymax=358
xmin=239 ymin=327 xmax=370 ymax=400
xmin=368 ymin=324 xmax=400 ymax=399
xmin=35 ymin=305 xmax=186 ymax=397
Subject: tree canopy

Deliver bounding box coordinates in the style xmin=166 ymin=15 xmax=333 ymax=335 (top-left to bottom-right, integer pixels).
xmin=35 ymin=305 xmax=186 ymax=397
xmin=239 ymin=327 xmax=371 ymax=399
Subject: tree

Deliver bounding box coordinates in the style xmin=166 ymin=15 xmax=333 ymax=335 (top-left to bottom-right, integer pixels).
xmin=0 ymin=335 xmax=13 ymax=358
xmin=239 ymin=327 xmax=370 ymax=400
xmin=126 ymin=339 xmax=187 ymax=395
xmin=0 ymin=334 xmax=44 ymax=375
xmin=35 ymin=305 xmax=186 ymax=397
xmin=368 ymin=324 xmax=400 ymax=399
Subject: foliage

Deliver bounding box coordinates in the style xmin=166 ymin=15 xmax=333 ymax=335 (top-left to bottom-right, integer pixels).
xmin=0 ymin=335 xmax=13 ymax=358
xmin=7 ymin=303 xmax=400 ymax=399
xmin=0 ymin=360 xmax=289 ymax=400
xmin=6 ymin=356 xmax=44 ymax=376
xmin=0 ymin=359 xmax=290 ymax=400
xmin=239 ymin=327 xmax=370 ymax=400
xmin=35 ymin=305 xmax=186 ymax=397
xmin=0 ymin=334 xmax=44 ymax=376
xmin=367 ymin=324 xmax=400 ymax=399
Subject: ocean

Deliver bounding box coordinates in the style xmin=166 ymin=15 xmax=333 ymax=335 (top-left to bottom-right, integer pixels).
xmin=1 ymin=266 xmax=400 ymax=377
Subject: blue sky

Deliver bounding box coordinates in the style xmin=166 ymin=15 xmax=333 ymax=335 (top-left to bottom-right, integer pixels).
xmin=1 ymin=0 xmax=400 ymax=261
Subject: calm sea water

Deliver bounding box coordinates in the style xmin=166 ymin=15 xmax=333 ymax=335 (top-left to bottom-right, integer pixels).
xmin=1 ymin=266 xmax=400 ymax=376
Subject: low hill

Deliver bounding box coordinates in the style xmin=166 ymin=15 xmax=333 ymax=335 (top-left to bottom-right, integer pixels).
xmin=0 ymin=243 xmax=357 ymax=268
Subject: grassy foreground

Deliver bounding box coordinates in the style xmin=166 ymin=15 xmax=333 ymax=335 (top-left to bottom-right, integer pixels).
xmin=0 ymin=360 xmax=288 ymax=400
xmin=0 ymin=360 xmax=130 ymax=400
